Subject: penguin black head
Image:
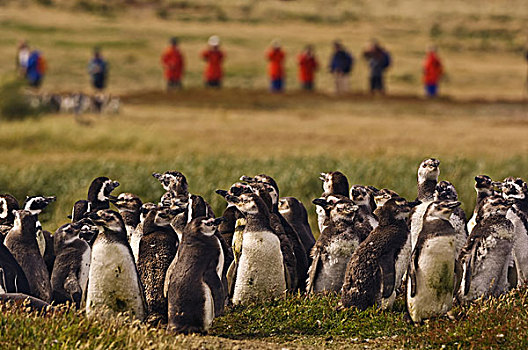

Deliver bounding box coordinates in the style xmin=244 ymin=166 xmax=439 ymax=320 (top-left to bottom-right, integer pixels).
xmin=501 ymin=177 xmax=527 ymax=201
xmin=139 ymin=202 xmax=157 ymax=223
xmin=23 ymin=195 xmax=56 ymax=216
xmin=319 ymin=171 xmax=349 ymax=197
xmin=349 ymin=185 xmax=371 ymax=207
xmin=417 ymin=158 xmax=440 ymax=183
xmin=434 ymin=181 xmax=459 ymax=201
xmin=152 ymin=171 xmax=188 ymax=193
xmin=184 ymin=216 xmax=225 ymax=243
xmin=113 ymin=193 xmax=143 ymax=213
xmin=254 ymin=174 xmax=279 ymax=197
xmin=374 ymin=198 xmax=413 ymax=222
xmin=278 ymin=197 xmax=304 ymax=216
xmin=69 ymin=200 xmax=90 ymax=222
xmin=215 ymin=182 xmax=253 ymax=199
xmin=474 ymin=175 xmax=495 ymax=195
xmin=154 ymin=205 xmax=184 ymax=227
xmin=426 ymin=201 xmax=461 ymax=221
xmin=87 ymin=177 xmax=120 ymax=205
xmin=373 ymin=189 xmax=401 ymax=208
xmin=246 ymin=182 xmax=276 ymax=210
xmin=87 ymin=209 xmax=126 ymax=238
xmin=326 ymin=196 xmax=358 ymax=222
xmin=225 ymin=193 xmax=269 ymax=217
xmin=74 ymin=219 xmax=99 ymax=244
xmin=55 ymin=219 xmax=97 ymax=248
xmin=0 ymin=194 xmax=20 ymax=225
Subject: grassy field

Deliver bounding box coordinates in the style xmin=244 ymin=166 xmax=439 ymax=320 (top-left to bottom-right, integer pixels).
xmin=1 ymin=1 xmax=528 ymax=348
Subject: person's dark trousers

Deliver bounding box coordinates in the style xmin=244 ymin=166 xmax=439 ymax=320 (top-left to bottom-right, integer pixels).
xmin=205 ymin=80 xmax=222 ymax=88
xmin=270 ymin=79 xmax=283 ymax=92
xmin=425 ymin=84 xmax=438 ymax=97
xmin=167 ymin=80 xmax=182 ymax=89
xmin=301 ymin=81 xmax=314 ymax=91
xmin=370 ymin=75 xmax=384 ymax=92
xmin=92 ymin=74 xmax=105 ymax=90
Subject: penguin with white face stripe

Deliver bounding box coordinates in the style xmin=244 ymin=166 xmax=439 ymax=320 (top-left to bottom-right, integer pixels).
xmin=407 ymin=200 xmax=460 ymax=323
xmin=51 ymin=219 xmax=98 ymax=308
xmin=85 ymin=209 xmax=146 ymax=320
xmin=167 ymin=217 xmax=225 ymax=334
xmin=0 ymin=194 xmax=20 ymax=240
xmin=86 ymin=177 xmax=120 ymax=213
xmin=467 ymin=175 xmax=499 ymax=234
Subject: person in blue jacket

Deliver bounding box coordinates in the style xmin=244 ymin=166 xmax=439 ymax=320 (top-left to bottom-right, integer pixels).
xmin=329 ymin=41 xmax=353 ymax=95
xmin=88 ymin=47 xmax=108 ymax=91
xmin=26 ymin=50 xmax=47 ymax=88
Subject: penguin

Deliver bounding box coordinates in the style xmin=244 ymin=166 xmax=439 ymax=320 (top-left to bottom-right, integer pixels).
xmin=167 ymin=217 xmax=225 ymax=334
xmin=85 ymin=209 xmax=146 ymax=320
xmin=373 ymin=188 xmax=402 ymax=208
xmin=137 ymin=206 xmax=179 ymax=325
xmin=501 ymin=177 xmax=528 ymax=286
xmin=434 ymin=181 xmax=468 ymax=257
xmin=278 ymin=197 xmax=316 ymax=260
xmin=317 ymin=171 xmax=350 ymax=234
xmin=23 ymin=195 xmax=56 ymax=274
xmin=69 ymin=200 xmax=90 ymax=222
xmin=467 ymin=175 xmax=498 ymax=234
xmin=4 ymin=209 xmax=52 ymax=302
xmin=86 ymin=176 xmax=120 ymax=212
xmin=410 ymin=158 xmax=440 ymax=252
xmin=308 ymin=195 xmax=370 ymax=293
xmin=0 ymin=194 xmax=19 ymax=240
xmin=0 ymin=240 xmax=31 ymax=295
xmin=341 ymin=198 xmax=413 ymax=310
xmin=458 ymin=196 xmax=514 ymax=302
xmin=130 ymin=202 xmax=157 ymax=262
xmin=406 ymin=200 xmax=460 ymax=323
xmin=51 ymin=219 xmax=97 ymax=308
xmin=224 ymin=193 xmax=286 ymax=304
xmin=113 ymin=193 xmax=143 ymax=242
xmin=349 ymin=184 xmax=379 ymax=232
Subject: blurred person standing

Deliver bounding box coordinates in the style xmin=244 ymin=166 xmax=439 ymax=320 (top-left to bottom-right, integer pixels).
xmin=422 ymin=46 xmax=443 ymax=98
xmin=525 ymin=47 xmax=528 ymax=96
xmin=202 ymin=35 xmax=224 ymax=88
xmin=161 ymin=37 xmax=184 ymax=89
xmin=267 ymin=39 xmax=286 ymax=92
xmin=16 ymin=40 xmax=30 ymax=77
xmin=25 ymin=48 xmax=47 ymax=88
xmin=88 ymin=47 xmax=108 ymax=91
xmin=363 ymin=39 xmax=391 ymax=95
xmin=329 ymin=41 xmax=353 ymax=94
xmin=298 ymin=45 xmax=318 ymax=91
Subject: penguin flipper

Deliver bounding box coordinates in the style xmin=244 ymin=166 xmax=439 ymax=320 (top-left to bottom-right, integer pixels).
xmin=379 ymin=253 xmax=396 ymax=299
xmin=226 ymin=260 xmax=238 ymax=297
xmin=409 ymin=250 xmax=418 ymax=298
xmin=63 ymin=271 xmax=82 ymax=308
xmin=306 ymin=250 xmax=321 ymax=293
xmin=203 ymin=267 xmax=225 ymax=317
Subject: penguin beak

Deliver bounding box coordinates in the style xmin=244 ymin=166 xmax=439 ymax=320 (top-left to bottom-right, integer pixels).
xmin=67 ymin=214 xmax=72 ymax=219
xmin=152 ymin=172 xmax=162 ymax=180
xmin=108 ymin=195 xmax=118 ymax=203
xmin=312 ymin=198 xmax=328 ymax=208
xmin=407 ymin=200 xmax=422 ymax=208
xmin=46 ymin=196 xmax=57 ymax=203
xmin=112 ymin=181 xmax=120 ymax=189
xmin=239 ymin=175 xmax=255 ymax=183
xmin=319 ymin=173 xmax=327 ymax=181
xmin=215 ymin=189 xmax=228 ymax=198
xmin=213 ymin=217 xmax=226 ymax=226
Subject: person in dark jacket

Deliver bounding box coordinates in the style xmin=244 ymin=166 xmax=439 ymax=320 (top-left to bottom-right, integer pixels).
xmin=363 ymin=39 xmax=391 ymax=95
xmin=329 ymin=41 xmax=353 ymax=95
xmin=26 ymin=49 xmax=46 ymax=88
xmin=88 ymin=47 xmax=108 ymax=91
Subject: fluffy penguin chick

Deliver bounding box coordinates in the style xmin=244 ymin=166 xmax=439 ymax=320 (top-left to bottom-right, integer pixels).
xmin=349 ymin=185 xmax=379 ymax=232
xmin=458 ymin=196 xmax=514 ymax=302
xmin=341 ymin=198 xmax=412 ymax=310
xmin=113 ymin=193 xmax=143 ymax=243
xmin=85 ymin=210 xmax=146 ymax=320
xmin=407 ymin=200 xmax=460 ymax=323
xmin=226 ymin=193 xmax=286 ymax=305
xmin=167 ymin=217 xmax=225 ymax=334
xmin=467 ymin=175 xmax=497 ymax=234
xmin=317 ymin=171 xmax=350 ymax=234
xmin=308 ymin=195 xmax=368 ymax=293
xmin=137 ymin=207 xmax=178 ymax=325
xmin=4 ymin=210 xmax=52 ymax=302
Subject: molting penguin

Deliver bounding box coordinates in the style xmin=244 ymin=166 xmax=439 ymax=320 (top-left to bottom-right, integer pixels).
xmin=0 ymin=194 xmax=19 ymax=240
xmin=51 ymin=219 xmax=97 ymax=308
xmin=113 ymin=193 xmax=143 ymax=242
xmin=86 ymin=177 xmax=120 ymax=212
xmin=225 ymin=193 xmax=286 ymax=304
xmin=407 ymin=200 xmax=460 ymax=323
xmin=410 ymin=158 xmax=440 ymax=252
xmin=341 ymin=198 xmax=413 ymax=310
xmin=308 ymin=195 xmax=369 ymax=293
xmin=458 ymin=196 xmax=514 ymax=302
xmin=317 ymin=171 xmax=350 ymax=234
xmin=467 ymin=175 xmax=498 ymax=234
xmin=167 ymin=217 xmax=225 ymax=334
xmin=4 ymin=210 xmax=52 ymax=302
xmin=278 ymin=197 xmax=315 ymax=261
xmin=373 ymin=189 xmax=401 ymax=208
xmin=350 ymin=185 xmax=379 ymax=232
xmin=23 ymin=195 xmax=56 ymax=274
xmin=137 ymin=206 xmax=179 ymax=325
xmin=85 ymin=209 xmax=146 ymax=320
xmin=130 ymin=202 xmax=157 ymax=262
xmin=434 ymin=181 xmax=468 ymax=257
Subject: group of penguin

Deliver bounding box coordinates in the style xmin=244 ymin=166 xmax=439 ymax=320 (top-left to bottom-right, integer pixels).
xmin=0 ymin=159 xmax=527 ymax=334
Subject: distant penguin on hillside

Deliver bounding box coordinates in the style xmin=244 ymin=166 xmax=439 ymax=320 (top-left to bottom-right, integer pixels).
xmin=458 ymin=196 xmax=515 ymax=302
xmin=407 ymin=200 xmax=460 ymax=323
xmin=308 ymin=195 xmax=370 ymax=293
xmin=51 ymin=220 xmax=97 ymax=308
xmin=341 ymin=198 xmax=413 ymax=310
xmin=467 ymin=175 xmax=498 ymax=234
xmin=4 ymin=209 xmax=52 ymax=302
xmin=113 ymin=193 xmax=143 ymax=242
xmin=0 ymin=194 xmax=20 ymax=240
xmin=137 ymin=206 xmax=179 ymax=325
xmin=410 ymin=158 xmax=440 ymax=251
xmin=85 ymin=209 xmax=145 ymax=320
xmin=317 ymin=171 xmax=350 ymax=234
xmin=86 ymin=177 xmax=120 ymax=212
xmin=167 ymin=217 xmax=225 ymax=334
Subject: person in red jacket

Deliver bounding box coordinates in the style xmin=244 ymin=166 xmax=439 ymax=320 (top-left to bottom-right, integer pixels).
xmin=202 ymin=35 xmax=224 ymax=88
xmin=161 ymin=37 xmax=185 ymax=89
xmin=298 ymin=45 xmax=318 ymax=91
xmin=267 ymin=39 xmax=285 ymax=92
xmin=423 ymin=46 xmax=444 ymax=97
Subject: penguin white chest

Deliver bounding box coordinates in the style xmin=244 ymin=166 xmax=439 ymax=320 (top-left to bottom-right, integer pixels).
xmin=86 ymin=241 xmax=145 ymax=320
xmin=202 ymin=282 xmax=214 ymax=331
xmin=407 ymin=235 xmax=456 ymax=323
xmin=507 ymin=209 xmax=528 ymax=285
xmin=232 ymin=231 xmax=286 ymax=305
xmin=410 ymin=202 xmax=431 ymax=251
xmin=79 ymin=246 xmax=91 ymax=298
